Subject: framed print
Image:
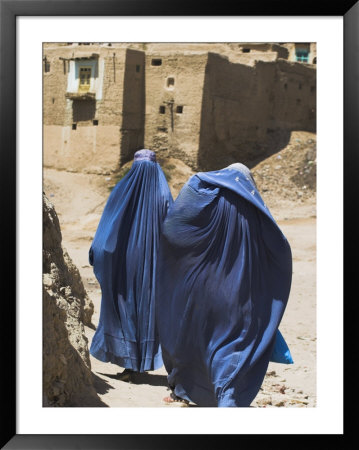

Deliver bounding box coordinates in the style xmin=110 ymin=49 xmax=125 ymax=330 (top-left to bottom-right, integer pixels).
xmin=1 ymin=0 xmax=356 ymax=448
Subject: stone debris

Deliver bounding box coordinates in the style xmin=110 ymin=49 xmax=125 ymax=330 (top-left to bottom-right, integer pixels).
xmin=251 ymin=131 xmax=316 ymax=210
xmin=252 ymin=370 xmax=315 ymax=408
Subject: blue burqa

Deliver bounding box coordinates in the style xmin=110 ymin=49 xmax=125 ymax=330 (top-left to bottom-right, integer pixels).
xmin=89 ymin=149 xmax=173 ymax=372
xmin=156 ymin=163 xmax=293 ymax=406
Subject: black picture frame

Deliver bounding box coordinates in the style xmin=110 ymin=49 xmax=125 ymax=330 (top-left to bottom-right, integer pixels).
xmin=1 ymin=0 xmax=355 ymax=448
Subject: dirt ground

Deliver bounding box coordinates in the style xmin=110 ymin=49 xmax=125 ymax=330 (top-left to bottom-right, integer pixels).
xmin=43 ymin=139 xmax=316 ymax=408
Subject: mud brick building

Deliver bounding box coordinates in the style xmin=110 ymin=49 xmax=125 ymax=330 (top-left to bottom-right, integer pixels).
xmin=43 ymin=43 xmax=316 ymax=172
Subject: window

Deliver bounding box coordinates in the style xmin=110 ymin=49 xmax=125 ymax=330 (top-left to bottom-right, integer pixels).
xmin=136 ymin=65 xmax=141 ymax=73
xmin=242 ymin=48 xmax=251 ymax=53
xmin=159 ymin=106 xmax=165 ymax=114
xmin=93 ymin=119 xmax=99 ymax=126
xmin=151 ymin=59 xmax=162 ymax=66
xmin=167 ymin=77 xmax=175 ymax=88
xmin=72 ymin=123 xmax=77 ymax=130
xmin=295 ymin=49 xmax=309 ymax=63
xmin=78 ymin=66 xmax=92 ymax=92
xmin=44 ymin=58 xmax=50 ymax=73
xmin=176 ymin=105 xmax=183 ymax=114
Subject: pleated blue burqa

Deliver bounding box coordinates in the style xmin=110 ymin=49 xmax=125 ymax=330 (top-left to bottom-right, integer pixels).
xmin=89 ymin=149 xmax=173 ymax=372
xmin=156 ymin=163 xmax=292 ymax=406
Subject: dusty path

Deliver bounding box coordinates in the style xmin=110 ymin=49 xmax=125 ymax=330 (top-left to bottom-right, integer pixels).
xmin=44 ymin=167 xmax=316 ymax=408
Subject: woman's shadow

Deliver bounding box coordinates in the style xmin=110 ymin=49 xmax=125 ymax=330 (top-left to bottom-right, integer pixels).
xmin=96 ymin=371 xmax=199 ymax=406
xmin=97 ymin=371 xmax=169 ymax=387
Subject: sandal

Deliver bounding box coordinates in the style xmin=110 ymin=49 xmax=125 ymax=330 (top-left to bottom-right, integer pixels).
xmin=163 ymin=391 xmax=189 ymax=406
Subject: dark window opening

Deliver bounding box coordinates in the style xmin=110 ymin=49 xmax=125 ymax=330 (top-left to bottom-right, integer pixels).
xmin=93 ymin=119 xmax=99 ymax=126
xmin=72 ymin=123 xmax=77 ymax=130
xmin=167 ymin=77 xmax=175 ymax=88
xmin=242 ymin=48 xmax=251 ymax=53
xmin=151 ymin=59 xmax=162 ymax=66
xmin=52 ymin=98 xmax=55 ymax=104
xmin=176 ymin=105 xmax=183 ymax=114
xmin=159 ymin=105 xmax=165 ymax=114
xmin=136 ymin=65 xmax=141 ymax=73
xmin=73 ymin=99 xmax=96 ymax=122
xmin=44 ymin=59 xmax=50 ymax=72
xmin=313 ymin=57 xmax=317 ymax=64
xmin=157 ymin=127 xmax=168 ymax=132
xmin=295 ymin=49 xmax=309 ymax=63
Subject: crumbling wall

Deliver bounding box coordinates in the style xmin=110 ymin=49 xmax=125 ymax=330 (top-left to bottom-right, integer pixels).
xmin=225 ymin=43 xmax=289 ymax=66
xmin=43 ymin=193 xmax=102 ymax=407
xmin=281 ymin=43 xmax=317 ymax=65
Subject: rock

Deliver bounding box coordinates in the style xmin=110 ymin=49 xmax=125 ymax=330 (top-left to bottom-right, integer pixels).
xmin=63 ymin=249 xmax=94 ymax=327
xmin=43 ymin=193 xmax=102 ymax=407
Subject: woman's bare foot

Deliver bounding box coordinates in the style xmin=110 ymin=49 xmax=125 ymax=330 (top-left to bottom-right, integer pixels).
xmin=162 ymin=392 xmax=189 ymax=406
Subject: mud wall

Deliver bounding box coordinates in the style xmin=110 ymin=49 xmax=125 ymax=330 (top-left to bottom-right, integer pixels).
xmin=270 ymin=59 xmax=316 ymax=131
xmin=120 ymin=49 xmax=146 ymax=164
xmin=43 ymin=43 xmax=316 ymax=174
xmin=143 ymin=52 xmax=207 ymax=166
xmin=43 ymin=46 xmax=132 ymax=173
xmin=198 ymin=53 xmax=316 ymax=170
xmin=281 ymin=43 xmax=317 ymax=64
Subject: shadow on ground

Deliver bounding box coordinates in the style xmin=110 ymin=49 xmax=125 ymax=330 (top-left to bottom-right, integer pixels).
xmin=97 ymin=371 xmax=169 ymax=387
xmin=92 ymin=372 xmax=115 ymax=396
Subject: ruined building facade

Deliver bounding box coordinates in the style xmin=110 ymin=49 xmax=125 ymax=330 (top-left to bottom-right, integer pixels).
xmin=43 ymin=43 xmax=316 ymax=172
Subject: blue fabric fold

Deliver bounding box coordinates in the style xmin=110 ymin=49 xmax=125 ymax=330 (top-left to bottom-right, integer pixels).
xmin=89 ymin=150 xmax=173 ymax=372
xmin=270 ymin=329 xmax=294 ymax=364
xmin=156 ymin=164 xmax=293 ymax=406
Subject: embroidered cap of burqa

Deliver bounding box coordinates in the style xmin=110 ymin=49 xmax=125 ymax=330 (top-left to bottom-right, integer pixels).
xmin=89 ymin=149 xmax=173 ymax=372
xmin=156 ymin=163 xmax=292 ymax=406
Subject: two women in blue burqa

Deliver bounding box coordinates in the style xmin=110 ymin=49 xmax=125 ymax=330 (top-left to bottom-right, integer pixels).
xmin=155 ymin=163 xmax=293 ymax=407
xmin=89 ymin=149 xmax=173 ymax=378
xmin=89 ymin=150 xmax=293 ymax=405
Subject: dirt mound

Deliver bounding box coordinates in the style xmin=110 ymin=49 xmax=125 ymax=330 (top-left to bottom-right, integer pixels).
xmin=251 ymin=131 xmax=316 ymax=205
xmin=107 ymin=133 xmax=316 ymax=208
xmin=108 ymin=156 xmax=196 ymax=200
